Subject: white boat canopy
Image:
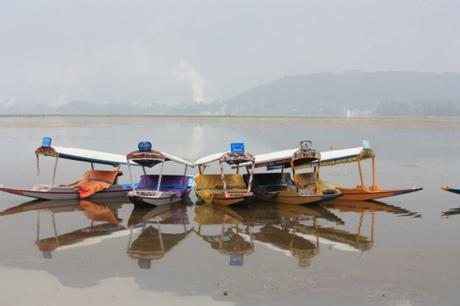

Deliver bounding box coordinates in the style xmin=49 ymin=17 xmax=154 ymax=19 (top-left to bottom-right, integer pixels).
xmin=242 ymin=142 xmax=375 ymax=169
xmin=314 ymin=146 xmax=375 ymax=167
xmin=35 ymin=145 xmax=134 ymax=167
xmin=194 ymin=152 xmax=228 ymax=166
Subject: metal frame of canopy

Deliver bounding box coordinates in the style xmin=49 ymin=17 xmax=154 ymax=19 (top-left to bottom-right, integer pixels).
xmin=34 ymin=137 xmax=135 ymax=186
xmin=246 ymin=140 xmax=324 ymax=196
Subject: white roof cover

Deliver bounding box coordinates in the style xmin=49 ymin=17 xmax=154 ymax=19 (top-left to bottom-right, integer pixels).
xmin=51 ymin=146 xmax=134 ymax=166
xmin=161 ymin=152 xmax=194 ymax=167
xmin=194 ymin=152 xmax=227 ymax=166
xmin=247 ymin=146 xmax=373 ymax=168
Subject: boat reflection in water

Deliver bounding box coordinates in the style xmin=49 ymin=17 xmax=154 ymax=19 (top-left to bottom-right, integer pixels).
xmin=0 ymin=198 xmax=126 ymax=258
xmin=0 ymin=197 xmax=421 ymax=267
xmin=441 ymin=207 xmax=460 ymax=218
xmin=319 ymin=199 xmax=421 ymax=252
xmin=194 ymin=202 xmax=344 ymax=267
xmin=126 ymin=203 xmax=192 ymax=269
xmin=194 ymin=204 xmax=255 ymax=266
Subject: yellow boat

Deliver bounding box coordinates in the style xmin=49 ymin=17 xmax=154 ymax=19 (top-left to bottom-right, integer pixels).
xmin=194 ymin=143 xmax=255 ymax=206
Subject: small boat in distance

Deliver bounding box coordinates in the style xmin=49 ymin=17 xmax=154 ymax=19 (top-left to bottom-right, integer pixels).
xmin=442 ymin=186 xmax=460 ymax=195
xmin=242 ymin=140 xmax=342 ymax=205
xmin=313 ymin=141 xmax=423 ymax=201
xmin=194 ymin=143 xmax=255 ymax=206
xmin=0 ymin=137 xmax=136 ymax=200
xmin=126 ymin=141 xmax=194 ymax=206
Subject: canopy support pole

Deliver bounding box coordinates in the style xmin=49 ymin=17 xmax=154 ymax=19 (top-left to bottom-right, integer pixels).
xmin=315 ymin=164 xmax=321 ymax=195
xmin=142 ymin=166 xmax=147 ymax=176
xmin=357 ymin=158 xmax=365 ymax=188
xmin=220 ymin=160 xmax=228 ymax=196
xmin=52 ymin=155 xmax=59 ymax=186
xmin=247 ymin=162 xmax=255 ymax=194
xmin=36 ymin=154 xmax=41 ymax=185
xmin=290 ymin=160 xmax=298 ymax=192
xmin=183 ymin=165 xmax=188 ymax=176
xmin=91 ymin=162 xmax=94 ymax=170
xmin=371 ymin=211 xmax=375 ymax=242
xmin=157 ymin=162 xmax=164 ymax=192
xmin=128 ymin=163 xmax=135 ymax=191
xmin=371 ymin=157 xmax=377 ymax=190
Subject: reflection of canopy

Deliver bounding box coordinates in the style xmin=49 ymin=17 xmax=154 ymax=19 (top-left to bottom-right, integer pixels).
xmin=199 ymin=228 xmax=254 ymax=256
xmin=276 ymin=203 xmax=344 ymax=224
xmin=294 ymin=224 xmax=373 ymax=252
xmin=36 ymin=223 xmax=124 ymax=252
xmin=35 ymin=145 xmax=134 ymax=166
xmin=127 ymin=226 xmax=192 ymax=260
xmin=253 ymin=225 xmax=318 ymax=267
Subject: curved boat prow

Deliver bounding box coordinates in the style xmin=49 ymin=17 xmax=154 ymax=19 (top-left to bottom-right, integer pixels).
xmin=442 ymin=186 xmax=460 ymax=195
xmin=337 ymin=186 xmax=423 ymax=201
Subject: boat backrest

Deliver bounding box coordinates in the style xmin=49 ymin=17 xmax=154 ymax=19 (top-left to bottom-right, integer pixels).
xmin=195 ymin=174 xmax=247 ymax=190
xmin=138 ymin=175 xmax=191 ymax=190
xmin=80 ymin=170 xmax=121 ymax=185
xmin=244 ymin=173 xmax=294 ymax=188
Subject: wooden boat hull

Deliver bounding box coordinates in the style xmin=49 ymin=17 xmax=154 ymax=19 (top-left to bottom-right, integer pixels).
xmin=196 ymin=191 xmax=254 ymax=206
xmin=262 ymin=190 xmax=341 ymax=205
xmin=128 ymin=190 xmax=188 ymax=206
xmin=0 ymin=185 xmax=129 ymax=200
xmin=442 ymin=186 xmax=460 ymax=195
xmin=337 ymin=187 xmax=422 ymax=201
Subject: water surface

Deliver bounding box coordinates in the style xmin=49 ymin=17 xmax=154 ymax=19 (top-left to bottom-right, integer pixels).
xmin=0 ymin=116 xmax=459 ymax=306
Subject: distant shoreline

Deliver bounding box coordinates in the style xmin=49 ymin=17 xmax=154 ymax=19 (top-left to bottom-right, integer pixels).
xmin=0 ymin=114 xmax=459 ymax=121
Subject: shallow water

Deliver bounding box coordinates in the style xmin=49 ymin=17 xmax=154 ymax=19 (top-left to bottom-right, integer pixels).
xmin=0 ymin=116 xmax=459 ymax=306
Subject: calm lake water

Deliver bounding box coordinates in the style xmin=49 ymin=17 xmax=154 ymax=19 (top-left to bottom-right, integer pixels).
xmin=0 ymin=116 xmax=459 ymax=306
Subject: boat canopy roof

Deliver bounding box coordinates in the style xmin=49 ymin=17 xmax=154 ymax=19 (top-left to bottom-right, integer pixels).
xmin=127 ymin=150 xmax=194 ymax=168
xmin=244 ymin=142 xmax=375 ymax=170
xmin=194 ymin=151 xmax=255 ymax=166
xmin=35 ymin=145 xmax=134 ymax=167
xmin=312 ymin=146 xmax=374 ymax=167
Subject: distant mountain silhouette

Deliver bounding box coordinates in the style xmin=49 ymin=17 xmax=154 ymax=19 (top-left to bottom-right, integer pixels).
xmin=1 ymin=72 xmax=459 ymax=116
xmin=224 ymin=72 xmax=460 ymax=116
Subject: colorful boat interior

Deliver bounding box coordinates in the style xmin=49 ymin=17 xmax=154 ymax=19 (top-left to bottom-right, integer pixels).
xmin=194 ymin=174 xmax=249 ymax=202
xmin=70 ymin=170 xmax=122 ymax=198
xmin=137 ymin=175 xmax=193 ymax=196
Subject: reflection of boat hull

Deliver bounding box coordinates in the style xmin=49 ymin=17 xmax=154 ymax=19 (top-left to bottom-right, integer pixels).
xmin=336 ymin=187 xmax=422 ymax=201
xmin=128 ymin=190 xmax=185 ymax=206
xmin=442 ymin=186 xmax=460 ymax=195
xmin=206 ymin=193 xmax=254 ymax=206
xmin=262 ymin=190 xmax=341 ymax=205
xmin=0 ymin=185 xmax=129 ymax=200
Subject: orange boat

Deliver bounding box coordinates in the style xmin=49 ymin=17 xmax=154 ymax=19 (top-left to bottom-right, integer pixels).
xmin=312 ymin=142 xmax=422 ymax=201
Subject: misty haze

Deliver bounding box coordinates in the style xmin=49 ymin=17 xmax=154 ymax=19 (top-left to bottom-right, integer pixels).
xmin=1 ymin=2 xmax=460 ymax=306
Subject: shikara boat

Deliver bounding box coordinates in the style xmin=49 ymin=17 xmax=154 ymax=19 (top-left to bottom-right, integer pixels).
xmin=0 ymin=137 xmax=136 ymax=200
xmin=126 ymin=141 xmax=194 ymax=206
xmin=242 ymin=140 xmax=342 ymax=205
xmin=442 ymin=186 xmax=460 ymax=195
xmin=194 ymin=143 xmax=255 ymax=206
xmin=312 ymin=142 xmax=423 ymax=200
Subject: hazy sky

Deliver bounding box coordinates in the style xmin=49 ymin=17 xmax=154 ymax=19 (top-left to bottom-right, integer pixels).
xmin=1 ymin=0 xmax=459 ymax=106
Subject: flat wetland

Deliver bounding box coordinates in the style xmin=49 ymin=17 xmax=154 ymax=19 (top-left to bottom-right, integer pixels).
xmin=0 ymin=116 xmax=459 ymax=306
